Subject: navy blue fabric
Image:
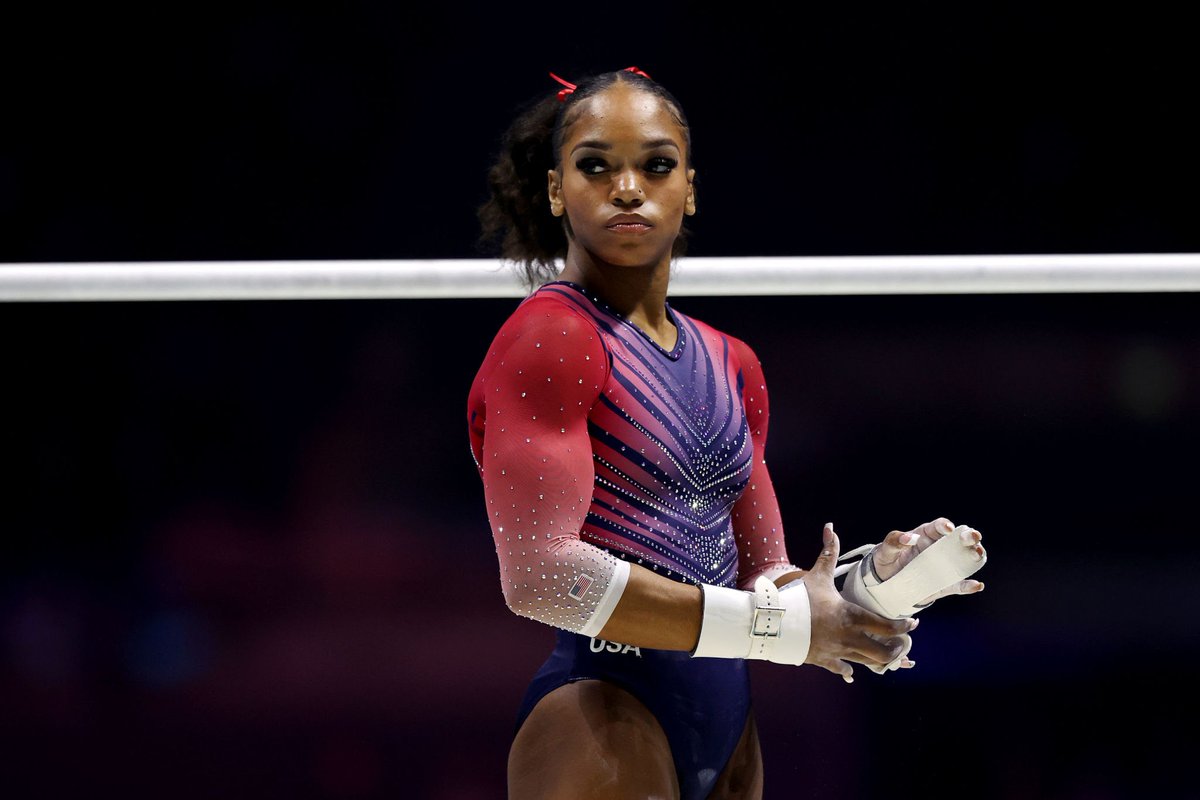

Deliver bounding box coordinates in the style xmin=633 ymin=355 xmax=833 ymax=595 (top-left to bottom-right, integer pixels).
xmin=514 ymin=629 xmax=752 ymax=800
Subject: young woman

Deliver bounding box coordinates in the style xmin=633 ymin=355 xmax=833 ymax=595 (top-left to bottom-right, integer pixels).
xmin=468 ymin=67 xmax=986 ymax=800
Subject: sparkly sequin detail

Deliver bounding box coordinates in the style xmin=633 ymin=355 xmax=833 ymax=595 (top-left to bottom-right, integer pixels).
xmin=467 ymin=281 xmax=798 ymax=633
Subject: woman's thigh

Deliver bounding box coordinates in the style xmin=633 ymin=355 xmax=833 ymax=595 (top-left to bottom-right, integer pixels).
xmin=508 ymin=679 xmax=680 ymax=800
xmin=707 ymin=708 xmax=763 ymax=800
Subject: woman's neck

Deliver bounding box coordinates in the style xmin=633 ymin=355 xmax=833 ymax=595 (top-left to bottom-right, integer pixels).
xmin=556 ymin=253 xmax=673 ymax=334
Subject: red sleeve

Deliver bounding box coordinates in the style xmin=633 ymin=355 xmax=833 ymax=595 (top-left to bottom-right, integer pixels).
xmin=471 ymin=296 xmax=630 ymax=634
xmin=728 ymin=335 xmax=803 ymax=590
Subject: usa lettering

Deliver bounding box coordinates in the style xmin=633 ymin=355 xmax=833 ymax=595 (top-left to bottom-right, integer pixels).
xmin=589 ymin=637 xmax=642 ymax=657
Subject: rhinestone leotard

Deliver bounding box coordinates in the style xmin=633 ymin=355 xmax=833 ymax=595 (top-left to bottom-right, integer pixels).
xmin=467 ymin=280 xmax=801 ymax=799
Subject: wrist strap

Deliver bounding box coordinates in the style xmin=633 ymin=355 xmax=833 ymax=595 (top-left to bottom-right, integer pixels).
xmin=747 ymin=577 xmax=785 ymax=660
xmin=692 ymin=584 xmax=755 ymax=658
xmin=691 ymin=577 xmax=810 ymax=664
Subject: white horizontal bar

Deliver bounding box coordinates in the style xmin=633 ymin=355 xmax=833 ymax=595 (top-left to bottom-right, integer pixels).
xmin=2 ymin=254 xmax=1199 ymax=301
xmin=677 ymin=254 xmax=1200 ymax=295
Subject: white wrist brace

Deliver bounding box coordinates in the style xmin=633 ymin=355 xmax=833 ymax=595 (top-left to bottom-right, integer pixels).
xmin=839 ymin=525 xmax=985 ymax=619
xmin=691 ymin=576 xmax=811 ymax=665
xmin=838 ymin=524 xmax=985 ymax=673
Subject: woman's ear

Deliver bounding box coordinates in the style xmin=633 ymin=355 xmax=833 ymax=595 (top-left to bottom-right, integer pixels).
xmin=547 ymin=169 xmax=565 ymax=217
xmin=685 ymin=168 xmax=696 ymax=216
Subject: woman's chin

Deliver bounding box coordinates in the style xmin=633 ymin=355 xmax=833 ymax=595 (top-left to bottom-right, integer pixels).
xmin=586 ymin=243 xmax=673 ymax=271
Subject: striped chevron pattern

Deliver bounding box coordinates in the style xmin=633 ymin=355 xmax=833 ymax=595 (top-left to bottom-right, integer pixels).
xmin=534 ymin=281 xmax=753 ymax=587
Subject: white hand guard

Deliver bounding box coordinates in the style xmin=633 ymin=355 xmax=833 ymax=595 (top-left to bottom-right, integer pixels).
xmin=837 ymin=524 xmax=986 ymax=673
xmin=691 ymin=576 xmax=812 ymax=665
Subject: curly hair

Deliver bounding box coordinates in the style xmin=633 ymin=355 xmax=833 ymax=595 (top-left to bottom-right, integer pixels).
xmin=476 ymin=69 xmax=694 ymax=293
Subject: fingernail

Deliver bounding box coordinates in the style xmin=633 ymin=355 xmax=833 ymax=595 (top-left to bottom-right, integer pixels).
xmin=902 ymin=533 xmax=920 ymax=546
xmin=907 ymin=660 xmax=916 ymax=668
xmin=843 ymin=674 xmax=854 ymax=684
xmin=938 ymin=520 xmax=954 ymax=534
xmin=977 ymin=582 xmax=985 ymax=592
xmin=909 ymin=617 xmax=920 ymax=630
xmin=959 ymin=528 xmax=977 ymax=545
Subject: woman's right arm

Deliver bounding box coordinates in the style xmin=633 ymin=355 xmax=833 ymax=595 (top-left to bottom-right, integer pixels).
xmin=477 ymin=298 xmax=703 ymax=649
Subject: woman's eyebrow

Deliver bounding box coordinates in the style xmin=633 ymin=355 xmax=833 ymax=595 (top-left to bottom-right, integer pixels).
xmin=642 ymin=138 xmax=681 ymax=151
xmin=570 ymin=138 xmax=681 ymax=155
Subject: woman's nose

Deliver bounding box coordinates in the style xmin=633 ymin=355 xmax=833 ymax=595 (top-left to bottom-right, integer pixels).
xmin=610 ymin=169 xmax=645 ymax=206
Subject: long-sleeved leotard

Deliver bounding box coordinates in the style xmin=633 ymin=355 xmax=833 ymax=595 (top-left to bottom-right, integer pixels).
xmin=467 ymin=280 xmax=800 ymax=638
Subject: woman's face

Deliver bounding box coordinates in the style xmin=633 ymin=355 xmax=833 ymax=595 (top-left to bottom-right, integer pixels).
xmin=548 ymin=82 xmax=695 ymax=269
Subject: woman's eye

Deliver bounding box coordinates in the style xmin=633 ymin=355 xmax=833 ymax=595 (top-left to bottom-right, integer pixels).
xmin=647 ymin=157 xmax=677 ymax=174
xmin=576 ymin=158 xmax=607 ymax=175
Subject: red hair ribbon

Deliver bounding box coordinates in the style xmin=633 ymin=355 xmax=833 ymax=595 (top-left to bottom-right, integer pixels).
xmin=549 ymin=66 xmax=653 ymax=102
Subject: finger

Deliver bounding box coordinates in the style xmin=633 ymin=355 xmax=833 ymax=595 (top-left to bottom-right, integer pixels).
xmin=814 ymin=657 xmax=855 ymax=684
xmin=892 ymin=518 xmax=954 ymax=558
xmin=920 ymin=518 xmax=955 ymax=541
xmin=917 ymin=578 xmax=985 ymax=606
xmin=897 ymin=642 xmax=916 ymax=669
xmin=850 ymin=632 xmax=911 ymax=666
xmin=875 ymin=528 xmax=922 ymax=565
xmin=958 ymin=526 xmax=983 ymax=547
xmin=806 ymin=657 xmax=854 ymax=681
xmin=850 ymin=604 xmax=920 ymax=638
xmin=808 ymin=522 xmax=841 ymax=581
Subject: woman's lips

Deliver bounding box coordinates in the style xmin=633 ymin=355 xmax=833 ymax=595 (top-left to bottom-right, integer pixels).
xmin=606 ymin=222 xmax=653 ymax=234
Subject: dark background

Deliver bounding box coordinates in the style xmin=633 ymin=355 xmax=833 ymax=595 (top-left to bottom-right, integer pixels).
xmin=3 ymin=2 xmax=1198 ymax=798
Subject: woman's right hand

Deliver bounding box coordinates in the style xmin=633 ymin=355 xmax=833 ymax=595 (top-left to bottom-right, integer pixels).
xmin=801 ymin=523 xmax=918 ymax=683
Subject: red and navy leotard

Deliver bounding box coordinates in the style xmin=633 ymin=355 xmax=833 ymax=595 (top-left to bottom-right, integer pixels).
xmin=466 ymin=279 xmax=800 ymax=799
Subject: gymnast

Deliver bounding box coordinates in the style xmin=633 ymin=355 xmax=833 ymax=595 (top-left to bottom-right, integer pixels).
xmin=467 ymin=66 xmax=986 ymax=800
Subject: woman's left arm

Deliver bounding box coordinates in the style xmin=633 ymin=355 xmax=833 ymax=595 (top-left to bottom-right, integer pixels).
xmin=727 ymin=336 xmax=806 ymax=591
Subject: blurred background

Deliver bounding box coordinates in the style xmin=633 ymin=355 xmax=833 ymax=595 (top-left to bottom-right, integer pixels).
xmin=3 ymin=2 xmax=1198 ymax=798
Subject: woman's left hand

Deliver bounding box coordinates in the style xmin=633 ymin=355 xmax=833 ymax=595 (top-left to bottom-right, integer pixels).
xmin=872 ymin=517 xmax=986 ymax=606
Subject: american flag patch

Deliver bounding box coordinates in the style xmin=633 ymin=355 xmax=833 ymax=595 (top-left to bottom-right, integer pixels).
xmin=568 ymin=573 xmax=594 ymax=600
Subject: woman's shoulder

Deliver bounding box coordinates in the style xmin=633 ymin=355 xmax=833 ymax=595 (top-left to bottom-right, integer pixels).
xmin=480 ymin=285 xmax=610 ymax=370
xmin=673 ymin=306 xmax=759 ymax=365
xmin=504 ymin=283 xmax=606 ymax=337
